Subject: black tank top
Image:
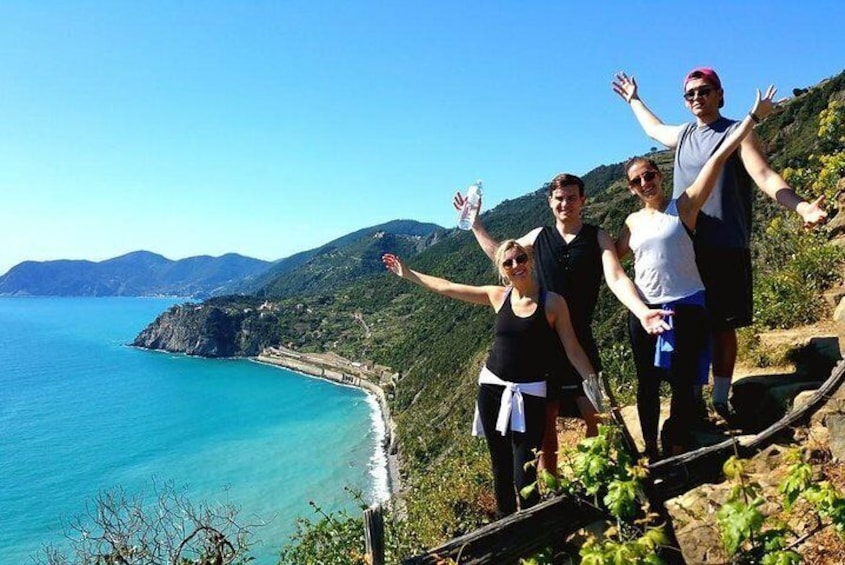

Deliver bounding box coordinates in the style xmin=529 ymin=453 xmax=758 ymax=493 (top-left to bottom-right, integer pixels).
xmin=533 ymin=224 xmax=602 ymax=370
xmin=485 ymin=288 xmax=557 ymax=383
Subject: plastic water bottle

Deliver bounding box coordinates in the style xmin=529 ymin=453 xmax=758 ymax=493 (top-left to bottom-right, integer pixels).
xmin=457 ymin=180 xmax=483 ymax=230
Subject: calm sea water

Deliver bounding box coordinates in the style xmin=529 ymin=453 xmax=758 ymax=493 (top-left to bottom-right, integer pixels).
xmin=0 ymin=297 xmax=386 ymax=564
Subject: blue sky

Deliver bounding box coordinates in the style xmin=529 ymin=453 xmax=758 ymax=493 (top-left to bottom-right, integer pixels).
xmin=1 ymin=2 xmax=843 ymax=275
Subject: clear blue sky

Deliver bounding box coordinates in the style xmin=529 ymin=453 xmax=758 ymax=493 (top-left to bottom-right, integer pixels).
xmin=1 ymin=2 xmax=843 ymax=275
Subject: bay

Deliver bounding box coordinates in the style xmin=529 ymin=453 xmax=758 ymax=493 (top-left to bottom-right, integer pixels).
xmin=0 ymin=297 xmax=385 ymax=564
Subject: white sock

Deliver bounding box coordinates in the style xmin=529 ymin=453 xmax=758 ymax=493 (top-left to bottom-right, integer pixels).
xmin=712 ymin=376 xmax=731 ymax=404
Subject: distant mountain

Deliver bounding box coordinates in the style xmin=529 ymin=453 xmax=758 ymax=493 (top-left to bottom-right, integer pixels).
xmin=235 ymin=219 xmax=446 ymax=297
xmin=0 ymin=251 xmax=272 ymax=298
xmin=0 ymin=220 xmax=445 ymax=299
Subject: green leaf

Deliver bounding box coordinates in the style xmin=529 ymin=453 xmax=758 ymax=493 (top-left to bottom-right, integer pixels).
xmin=716 ymin=499 xmax=765 ymax=555
xmin=604 ymin=480 xmax=638 ymax=519
xmin=539 ymin=468 xmax=558 ymax=492
xmin=778 ymin=462 xmax=813 ymax=508
xmin=520 ymin=483 xmax=536 ymax=501
xmin=723 ymin=455 xmax=745 ymax=481
xmin=760 ymin=550 xmax=802 ymax=565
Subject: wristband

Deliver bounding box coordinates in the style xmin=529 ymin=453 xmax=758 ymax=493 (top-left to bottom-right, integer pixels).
xmin=749 ymin=111 xmax=761 ymax=124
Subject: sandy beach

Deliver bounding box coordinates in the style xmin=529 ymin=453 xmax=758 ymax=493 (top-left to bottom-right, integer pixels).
xmin=255 ymin=347 xmax=402 ymax=498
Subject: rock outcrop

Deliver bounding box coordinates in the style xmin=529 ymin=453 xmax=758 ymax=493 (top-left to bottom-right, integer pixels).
xmin=663 ymin=345 xmax=845 ymax=564
xmin=132 ymin=299 xmax=272 ymax=357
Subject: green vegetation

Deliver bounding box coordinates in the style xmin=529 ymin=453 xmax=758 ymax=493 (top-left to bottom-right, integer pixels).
xmin=530 ymin=425 xmax=670 ymax=565
xmin=715 ymin=450 xmax=845 ymax=564
xmin=751 ymin=93 xmax=845 ymax=330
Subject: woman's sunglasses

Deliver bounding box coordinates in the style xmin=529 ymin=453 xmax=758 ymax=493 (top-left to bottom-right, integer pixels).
xmin=628 ymin=170 xmax=659 ymax=187
xmin=502 ymin=253 xmax=529 ymax=269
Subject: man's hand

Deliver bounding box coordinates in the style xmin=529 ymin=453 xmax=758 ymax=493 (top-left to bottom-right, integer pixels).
xmin=750 ymin=85 xmax=777 ymax=121
xmin=453 ymin=191 xmax=483 ymax=225
xmin=797 ymin=194 xmax=828 ymax=228
xmin=612 ymin=72 xmax=639 ymax=104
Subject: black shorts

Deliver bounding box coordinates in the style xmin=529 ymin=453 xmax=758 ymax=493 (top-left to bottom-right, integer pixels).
xmin=695 ymin=246 xmax=753 ymax=330
xmin=546 ymin=334 xmax=600 ymax=417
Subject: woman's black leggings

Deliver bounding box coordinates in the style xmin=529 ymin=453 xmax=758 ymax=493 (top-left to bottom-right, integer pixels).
xmin=476 ymin=383 xmax=546 ymax=517
xmin=628 ymin=303 xmax=709 ymax=452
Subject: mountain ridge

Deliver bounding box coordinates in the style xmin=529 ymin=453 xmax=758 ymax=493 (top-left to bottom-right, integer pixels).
xmin=0 ymin=220 xmax=444 ymax=298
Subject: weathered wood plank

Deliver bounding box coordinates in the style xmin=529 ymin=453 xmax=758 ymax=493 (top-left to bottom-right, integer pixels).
xmin=402 ymin=495 xmax=605 ymax=565
xmin=364 ymin=504 xmax=385 ymax=565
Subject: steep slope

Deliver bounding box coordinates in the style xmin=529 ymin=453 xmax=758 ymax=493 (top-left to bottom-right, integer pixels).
xmin=258 ymin=224 xmax=446 ymax=298
xmin=232 ymin=219 xmax=445 ymax=296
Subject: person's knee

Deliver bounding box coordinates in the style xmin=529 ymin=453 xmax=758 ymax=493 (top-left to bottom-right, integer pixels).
xmin=712 ymin=327 xmax=737 ymax=345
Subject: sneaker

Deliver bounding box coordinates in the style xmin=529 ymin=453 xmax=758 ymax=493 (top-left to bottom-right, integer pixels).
xmin=690 ymin=396 xmax=710 ymax=429
xmin=713 ymin=401 xmax=733 ymax=422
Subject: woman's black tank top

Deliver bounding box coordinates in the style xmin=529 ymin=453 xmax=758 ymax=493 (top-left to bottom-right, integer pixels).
xmin=484 ymin=288 xmax=557 ymax=383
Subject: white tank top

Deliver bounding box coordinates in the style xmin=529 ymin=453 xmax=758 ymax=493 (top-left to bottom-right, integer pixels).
xmin=628 ymin=199 xmax=704 ymax=304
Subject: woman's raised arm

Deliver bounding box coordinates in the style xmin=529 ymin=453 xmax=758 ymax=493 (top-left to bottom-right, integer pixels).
xmin=382 ymin=253 xmax=501 ymax=307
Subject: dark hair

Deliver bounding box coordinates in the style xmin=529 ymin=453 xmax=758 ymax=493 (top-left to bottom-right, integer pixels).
xmin=546 ymin=173 xmax=585 ymax=197
xmin=624 ymin=157 xmax=660 ymax=179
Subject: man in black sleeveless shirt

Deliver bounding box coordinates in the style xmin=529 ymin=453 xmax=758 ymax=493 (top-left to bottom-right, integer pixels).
xmin=456 ymin=173 xmax=669 ymax=472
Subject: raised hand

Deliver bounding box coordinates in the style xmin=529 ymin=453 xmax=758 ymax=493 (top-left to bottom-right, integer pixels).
xmin=382 ymin=253 xmax=407 ymax=278
xmin=751 ymin=85 xmax=777 ymax=121
xmin=452 ymin=191 xmax=466 ymax=212
xmin=453 ymin=191 xmax=483 ymax=214
xmin=799 ymin=194 xmax=828 ymax=228
xmin=612 ymin=72 xmax=639 ymax=103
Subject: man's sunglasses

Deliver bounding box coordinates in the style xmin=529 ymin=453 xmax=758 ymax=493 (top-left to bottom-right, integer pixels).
xmin=502 ymin=253 xmax=529 ymax=268
xmin=683 ymin=86 xmax=713 ymax=101
xmin=628 ymin=170 xmax=659 ymax=187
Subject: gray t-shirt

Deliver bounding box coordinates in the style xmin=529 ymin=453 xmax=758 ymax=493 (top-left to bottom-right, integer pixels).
xmin=672 ymin=117 xmax=753 ymax=249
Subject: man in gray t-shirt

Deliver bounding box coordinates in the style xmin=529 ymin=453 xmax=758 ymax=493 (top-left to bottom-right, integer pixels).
xmin=612 ymin=67 xmax=826 ymax=420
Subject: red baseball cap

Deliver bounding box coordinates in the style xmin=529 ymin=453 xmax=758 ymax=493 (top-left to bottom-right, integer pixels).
xmin=684 ymin=67 xmax=724 ymax=107
xmin=684 ymin=67 xmax=722 ymax=91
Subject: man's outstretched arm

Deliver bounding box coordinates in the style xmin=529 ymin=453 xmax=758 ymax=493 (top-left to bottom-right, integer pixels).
xmin=739 ymin=132 xmax=827 ymax=228
xmin=453 ymin=192 xmax=540 ymax=259
xmin=612 ymin=72 xmax=685 ymax=149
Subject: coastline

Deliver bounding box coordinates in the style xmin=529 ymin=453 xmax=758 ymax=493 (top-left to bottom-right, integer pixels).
xmin=254 ymin=348 xmax=402 ymax=500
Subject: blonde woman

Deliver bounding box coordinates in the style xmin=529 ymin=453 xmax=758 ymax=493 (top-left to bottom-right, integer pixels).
xmin=383 ymin=240 xmax=596 ymax=517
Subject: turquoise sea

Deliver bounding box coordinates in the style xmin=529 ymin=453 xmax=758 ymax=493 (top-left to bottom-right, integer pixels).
xmin=0 ymin=297 xmax=386 ymax=564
